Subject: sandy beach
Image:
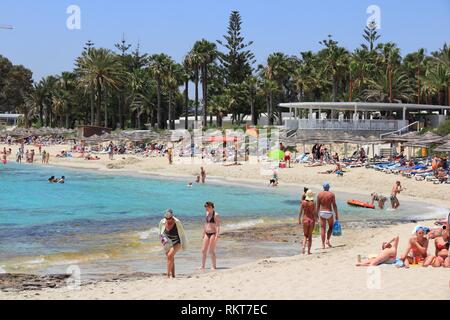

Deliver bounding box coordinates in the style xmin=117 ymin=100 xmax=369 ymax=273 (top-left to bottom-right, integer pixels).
xmin=1 ymin=143 xmax=449 ymax=300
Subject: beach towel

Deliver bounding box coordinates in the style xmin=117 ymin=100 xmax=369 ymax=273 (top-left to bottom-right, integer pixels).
xmin=158 ymin=217 xmax=188 ymax=251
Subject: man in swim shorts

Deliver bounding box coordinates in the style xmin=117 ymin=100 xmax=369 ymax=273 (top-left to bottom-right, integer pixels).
xmin=390 ymin=181 xmax=405 ymax=209
xmin=317 ymin=182 xmax=339 ymax=249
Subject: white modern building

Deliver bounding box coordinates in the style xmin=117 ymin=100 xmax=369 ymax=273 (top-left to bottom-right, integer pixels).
xmin=280 ymin=102 xmax=450 ymax=132
xmin=0 ymin=113 xmax=23 ymax=126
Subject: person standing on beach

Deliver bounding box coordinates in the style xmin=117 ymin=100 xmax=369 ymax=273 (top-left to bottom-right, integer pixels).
xmin=299 ymin=190 xmax=318 ymax=255
xmin=168 ymin=147 xmax=173 ymax=165
xmin=201 ymin=202 xmax=221 ymax=270
xmin=390 ymin=181 xmax=405 ymax=209
xmin=158 ymin=209 xmax=188 ymax=278
xmin=316 ymin=182 xmax=339 ymax=249
xmin=200 ymin=167 xmax=206 ymax=184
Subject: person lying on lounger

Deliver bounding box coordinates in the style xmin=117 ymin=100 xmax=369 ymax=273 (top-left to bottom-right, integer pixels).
xmin=356 ymin=236 xmax=399 ymax=266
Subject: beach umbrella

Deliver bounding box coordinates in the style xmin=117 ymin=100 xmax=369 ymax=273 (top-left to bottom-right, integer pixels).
xmin=269 ymin=149 xmax=285 ymax=161
xmin=434 ymin=142 xmax=450 ymax=152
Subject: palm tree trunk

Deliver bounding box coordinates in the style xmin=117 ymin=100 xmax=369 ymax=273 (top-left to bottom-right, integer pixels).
xmin=195 ymin=69 xmax=199 ymax=122
xmin=90 ymin=87 xmax=95 ymax=125
xmin=39 ymin=105 xmax=44 ymax=127
xmin=156 ymin=79 xmax=162 ymax=129
xmin=185 ymin=80 xmax=189 ymax=130
xmin=104 ymin=88 xmax=108 ymax=128
xmin=168 ymin=91 xmax=173 ymax=130
xmin=269 ymin=92 xmax=273 ymax=126
xmin=447 ymin=85 xmax=450 ymax=106
xmin=250 ymin=98 xmax=256 ymax=126
xmin=202 ymin=65 xmax=208 ymax=127
xmin=349 ymin=79 xmax=353 ymax=102
xmin=389 ymin=68 xmax=393 ymax=103
xmin=118 ymin=94 xmax=123 ymax=129
xmin=96 ymin=79 xmax=101 ymax=126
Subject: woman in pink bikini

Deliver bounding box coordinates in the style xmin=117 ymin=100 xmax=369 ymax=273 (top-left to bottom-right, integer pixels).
xmin=299 ymin=190 xmax=318 ymax=255
xmin=201 ymin=202 xmax=221 ymax=270
xmin=400 ymin=227 xmax=429 ymax=268
xmin=424 ymin=226 xmax=449 ymax=268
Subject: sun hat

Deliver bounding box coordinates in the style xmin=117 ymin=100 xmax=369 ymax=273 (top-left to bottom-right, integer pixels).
xmin=305 ymin=190 xmax=314 ymax=201
xmin=164 ymin=209 xmax=174 ymax=219
xmin=323 ymin=182 xmax=331 ymax=190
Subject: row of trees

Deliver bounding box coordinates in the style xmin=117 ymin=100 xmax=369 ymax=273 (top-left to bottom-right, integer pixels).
xmin=2 ymin=11 xmax=449 ymax=129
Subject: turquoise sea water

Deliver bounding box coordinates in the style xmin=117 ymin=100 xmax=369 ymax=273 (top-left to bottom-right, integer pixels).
xmin=0 ymin=163 xmax=442 ymax=276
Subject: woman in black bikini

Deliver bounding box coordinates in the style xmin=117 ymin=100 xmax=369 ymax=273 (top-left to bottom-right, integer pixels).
xmin=201 ymin=202 xmax=221 ymax=270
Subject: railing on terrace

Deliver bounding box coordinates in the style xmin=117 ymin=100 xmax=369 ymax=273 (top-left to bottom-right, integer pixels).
xmin=284 ymin=119 xmax=408 ymax=131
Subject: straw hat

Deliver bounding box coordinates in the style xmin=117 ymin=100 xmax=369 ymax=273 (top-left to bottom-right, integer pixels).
xmin=305 ymin=190 xmax=315 ymax=201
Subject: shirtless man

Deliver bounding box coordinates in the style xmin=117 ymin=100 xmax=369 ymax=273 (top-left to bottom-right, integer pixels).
xmin=200 ymin=167 xmax=206 ymax=184
xmin=390 ymin=181 xmax=405 ymax=209
xmin=316 ymin=182 xmax=339 ymax=249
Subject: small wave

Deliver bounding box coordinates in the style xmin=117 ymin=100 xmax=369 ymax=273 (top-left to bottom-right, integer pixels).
xmin=223 ymin=219 xmax=265 ymax=231
xmin=25 ymin=258 xmax=46 ymax=265
xmin=0 ymin=265 xmax=6 ymax=273
xmin=138 ymin=227 xmax=159 ymax=240
xmin=408 ymin=206 xmax=448 ymax=221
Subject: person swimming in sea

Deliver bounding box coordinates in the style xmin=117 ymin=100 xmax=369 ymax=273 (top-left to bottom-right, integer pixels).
xmin=48 ymin=176 xmax=58 ymax=183
xmin=58 ymin=176 xmax=65 ymax=184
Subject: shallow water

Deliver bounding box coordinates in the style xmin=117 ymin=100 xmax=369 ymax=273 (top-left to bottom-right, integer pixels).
xmin=0 ymin=162 xmax=442 ymax=278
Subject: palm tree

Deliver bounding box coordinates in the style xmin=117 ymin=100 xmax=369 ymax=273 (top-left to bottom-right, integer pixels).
xmin=17 ymin=101 xmax=37 ymax=128
xmin=186 ymin=49 xmax=202 ymax=122
xmin=319 ymin=36 xmax=350 ymax=103
xmin=259 ymin=79 xmax=279 ymax=125
xmin=165 ymin=61 xmax=182 ymax=130
xmin=182 ymin=55 xmax=194 ymax=129
xmin=421 ymin=63 xmax=449 ymax=106
xmin=404 ymin=48 xmax=427 ymax=104
xmin=75 ymin=48 xmax=122 ymax=127
xmin=57 ymin=72 xmax=76 ymax=128
xmin=25 ymin=82 xmax=47 ymax=126
xmin=260 ymin=52 xmax=289 ymax=124
xmin=148 ymin=53 xmax=172 ymax=129
xmin=243 ymin=76 xmax=259 ymax=125
xmin=375 ymin=42 xmax=402 ymax=103
xmin=364 ymin=68 xmax=414 ymax=103
xmin=193 ymin=39 xmax=218 ymax=127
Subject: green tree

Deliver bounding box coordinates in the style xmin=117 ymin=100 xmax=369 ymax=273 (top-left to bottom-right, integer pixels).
xmin=75 ymin=48 xmax=122 ymax=126
xmin=217 ymin=10 xmax=255 ymax=85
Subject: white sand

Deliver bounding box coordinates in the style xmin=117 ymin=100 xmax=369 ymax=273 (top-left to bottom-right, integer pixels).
xmin=1 ymin=143 xmax=449 ymax=300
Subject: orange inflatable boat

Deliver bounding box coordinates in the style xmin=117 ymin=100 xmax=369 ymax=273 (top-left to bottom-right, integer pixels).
xmin=347 ymin=200 xmax=375 ymax=209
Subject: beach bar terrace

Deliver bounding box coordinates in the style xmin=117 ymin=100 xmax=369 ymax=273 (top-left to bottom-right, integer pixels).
xmin=280 ymin=102 xmax=450 ymax=132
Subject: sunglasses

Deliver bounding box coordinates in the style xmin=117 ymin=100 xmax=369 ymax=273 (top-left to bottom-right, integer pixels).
xmin=166 ymin=217 xmax=174 ymax=221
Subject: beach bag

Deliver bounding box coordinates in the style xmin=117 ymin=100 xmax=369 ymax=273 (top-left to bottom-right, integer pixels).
xmin=160 ymin=234 xmax=173 ymax=252
xmin=332 ymin=221 xmax=342 ymax=236
xmin=313 ymin=221 xmax=320 ymax=236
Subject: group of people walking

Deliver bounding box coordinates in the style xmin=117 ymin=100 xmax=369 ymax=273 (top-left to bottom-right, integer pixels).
xmin=299 ymin=183 xmax=340 ymax=255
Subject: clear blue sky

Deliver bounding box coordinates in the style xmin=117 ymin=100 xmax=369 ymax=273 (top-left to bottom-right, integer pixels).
xmin=1 ymin=0 xmax=449 ymax=81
